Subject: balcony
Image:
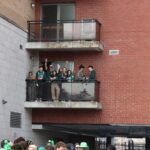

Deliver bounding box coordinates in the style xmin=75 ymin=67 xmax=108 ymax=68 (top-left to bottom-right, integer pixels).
xmin=26 ymin=19 xmax=103 ymax=52
xmin=25 ymin=80 xmax=102 ymax=110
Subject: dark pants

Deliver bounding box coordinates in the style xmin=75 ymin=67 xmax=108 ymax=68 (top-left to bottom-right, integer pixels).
xmin=37 ymin=81 xmax=44 ymax=99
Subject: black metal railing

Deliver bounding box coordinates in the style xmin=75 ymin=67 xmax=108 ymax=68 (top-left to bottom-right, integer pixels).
xmin=97 ymin=141 xmax=147 ymax=150
xmin=26 ymin=80 xmax=100 ymax=102
xmin=27 ymin=19 xmax=101 ymax=42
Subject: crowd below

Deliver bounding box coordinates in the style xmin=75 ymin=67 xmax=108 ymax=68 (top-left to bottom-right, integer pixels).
xmin=26 ymin=59 xmax=96 ymax=101
xmin=0 ymin=137 xmax=116 ymax=150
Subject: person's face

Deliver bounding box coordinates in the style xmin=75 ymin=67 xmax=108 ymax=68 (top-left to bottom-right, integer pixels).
xmin=63 ymin=67 xmax=67 ymax=72
xmin=88 ymin=67 xmax=92 ymax=71
xmin=39 ymin=67 xmax=43 ymax=71
xmin=29 ymin=72 xmax=33 ymax=76
xmin=57 ymin=147 xmax=66 ymax=150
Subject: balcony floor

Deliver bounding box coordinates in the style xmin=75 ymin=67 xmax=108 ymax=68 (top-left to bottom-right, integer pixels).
xmin=24 ymin=101 xmax=102 ymax=110
xmin=26 ymin=41 xmax=103 ymax=52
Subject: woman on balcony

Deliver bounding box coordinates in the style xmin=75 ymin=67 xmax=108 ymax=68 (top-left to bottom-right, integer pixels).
xmin=76 ymin=64 xmax=86 ymax=81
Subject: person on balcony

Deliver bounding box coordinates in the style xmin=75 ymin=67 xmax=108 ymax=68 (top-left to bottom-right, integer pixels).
xmin=26 ymin=71 xmax=36 ymax=101
xmin=67 ymin=70 xmax=74 ymax=82
xmin=76 ymin=65 xmax=86 ymax=81
xmin=44 ymin=58 xmax=53 ymax=81
xmin=87 ymin=65 xmax=96 ymax=82
xmin=27 ymin=71 xmax=35 ymax=80
xmin=61 ymin=67 xmax=68 ymax=82
xmin=50 ymin=70 xmax=61 ymax=101
xmin=36 ymin=65 xmax=46 ymax=101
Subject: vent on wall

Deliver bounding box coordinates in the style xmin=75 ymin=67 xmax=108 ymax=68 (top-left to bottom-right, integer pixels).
xmin=10 ymin=112 xmax=21 ymax=128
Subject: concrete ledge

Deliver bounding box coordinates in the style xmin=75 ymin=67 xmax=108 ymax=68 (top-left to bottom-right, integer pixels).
xmin=24 ymin=101 xmax=102 ymax=110
xmin=26 ymin=41 xmax=103 ymax=52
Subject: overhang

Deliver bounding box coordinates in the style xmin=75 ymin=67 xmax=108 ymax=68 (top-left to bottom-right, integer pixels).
xmin=24 ymin=101 xmax=102 ymax=110
xmin=25 ymin=41 xmax=103 ymax=52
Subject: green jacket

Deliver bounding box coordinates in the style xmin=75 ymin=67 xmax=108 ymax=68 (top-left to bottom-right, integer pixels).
xmin=89 ymin=70 xmax=96 ymax=82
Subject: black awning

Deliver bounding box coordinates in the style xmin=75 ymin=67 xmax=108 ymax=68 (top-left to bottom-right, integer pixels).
xmin=40 ymin=123 xmax=150 ymax=138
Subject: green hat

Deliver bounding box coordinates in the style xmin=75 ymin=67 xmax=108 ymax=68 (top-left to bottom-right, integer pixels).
xmin=47 ymin=140 xmax=55 ymax=146
xmin=38 ymin=147 xmax=45 ymax=150
xmin=79 ymin=142 xmax=88 ymax=148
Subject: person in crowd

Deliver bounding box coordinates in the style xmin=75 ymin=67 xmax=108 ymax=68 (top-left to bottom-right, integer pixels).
xmin=12 ymin=141 xmax=27 ymax=150
xmin=36 ymin=65 xmax=46 ymax=101
xmin=79 ymin=142 xmax=89 ymax=150
xmin=87 ymin=65 xmax=96 ymax=82
xmin=50 ymin=70 xmax=61 ymax=101
xmin=45 ymin=145 xmax=54 ymax=150
xmin=76 ymin=65 xmax=86 ymax=81
xmin=38 ymin=147 xmax=45 ymax=150
xmin=107 ymin=145 xmax=116 ymax=150
xmin=55 ymin=141 xmax=67 ymax=150
xmin=45 ymin=139 xmax=55 ymax=150
xmin=75 ymin=143 xmax=80 ymax=150
xmin=26 ymin=72 xmax=36 ymax=101
xmin=1 ymin=139 xmax=11 ymax=150
xmin=66 ymin=143 xmax=74 ymax=150
xmin=28 ymin=145 xmax=37 ymax=150
xmin=66 ymin=70 xmax=74 ymax=82
xmin=61 ymin=67 xmax=67 ymax=82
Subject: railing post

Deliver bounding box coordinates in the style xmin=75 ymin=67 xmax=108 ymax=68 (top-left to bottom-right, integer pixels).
xmin=27 ymin=21 xmax=30 ymax=42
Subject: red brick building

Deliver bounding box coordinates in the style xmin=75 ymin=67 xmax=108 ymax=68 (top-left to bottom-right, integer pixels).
xmin=25 ymin=0 xmax=150 ymax=149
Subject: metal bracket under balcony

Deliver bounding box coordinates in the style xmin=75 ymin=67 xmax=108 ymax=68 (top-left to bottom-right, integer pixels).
xmin=26 ymin=19 xmax=103 ymax=52
xmin=24 ymin=101 xmax=102 ymax=110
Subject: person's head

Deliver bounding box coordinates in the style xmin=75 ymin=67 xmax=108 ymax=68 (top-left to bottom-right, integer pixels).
xmin=39 ymin=66 xmax=43 ymax=72
xmin=107 ymin=145 xmax=116 ymax=150
xmin=88 ymin=65 xmax=94 ymax=71
xmin=45 ymin=145 xmax=54 ymax=150
xmin=12 ymin=141 xmax=28 ymax=150
xmin=28 ymin=144 xmax=37 ymax=150
xmin=66 ymin=143 xmax=74 ymax=150
xmin=63 ymin=67 xmax=67 ymax=73
xmin=38 ymin=146 xmax=45 ymax=150
xmin=49 ymin=65 xmax=54 ymax=72
xmin=55 ymin=141 xmax=67 ymax=150
xmin=75 ymin=143 xmax=80 ymax=150
xmin=79 ymin=142 xmax=89 ymax=150
xmin=79 ymin=65 xmax=85 ymax=71
xmin=28 ymin=71 xmax=33 ymax=76
xmin=26 ymin=140 xmax=33 ymax=147
xmin=58 ymin=68 xmax=63 ymax=73
xmin=1 ymin=139 xmax=10 ymax=148
xmin=14 ymin=137 xmax=25 ymax=144
xmin=52 ymin=70 xmax=57 ymax=76
xmin=67 ymin=70 xmax=72 ymax=75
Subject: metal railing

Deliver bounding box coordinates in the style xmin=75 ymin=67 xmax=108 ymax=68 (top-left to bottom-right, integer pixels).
xmin=27 ymin=19 xmax=101 ymax=42
xmin=26 ymin=80 xmax=100 ymax=102
xmin=96 ymin=141 xmax=147 ymax=150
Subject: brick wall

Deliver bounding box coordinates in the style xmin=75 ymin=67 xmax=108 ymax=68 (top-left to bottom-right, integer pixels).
xmin=33 ymin=0 xmax=150 ymax=125
xmin=0 ymin=0 xmax=35 ymax=30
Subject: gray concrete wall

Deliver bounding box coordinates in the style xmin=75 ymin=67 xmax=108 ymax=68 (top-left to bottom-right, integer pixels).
xmin=0 ymin=17 xmax=33 ymax=142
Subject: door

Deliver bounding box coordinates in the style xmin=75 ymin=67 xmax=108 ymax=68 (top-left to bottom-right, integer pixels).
xmin=41 ymin=4 xmax=75 ymax=41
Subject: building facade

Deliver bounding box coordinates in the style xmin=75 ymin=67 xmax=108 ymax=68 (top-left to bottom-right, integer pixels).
xmin=1 ymin=0 xmax=150 ymax=149
xmin=0 ymin=0 xmax=35 ymax=144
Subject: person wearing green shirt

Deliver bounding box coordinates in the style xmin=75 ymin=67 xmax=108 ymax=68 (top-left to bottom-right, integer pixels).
xmin=88 ymin=65 xmax=96 ymax=82
xmin=36 ymin=65 xmax=45 ymax=100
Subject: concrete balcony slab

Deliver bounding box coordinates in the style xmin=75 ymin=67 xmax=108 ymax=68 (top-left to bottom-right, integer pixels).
xmin=24 ymin=101 xmax=102 ymax=110
xmin=25 ymin=41 xmax=103 ymax=52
